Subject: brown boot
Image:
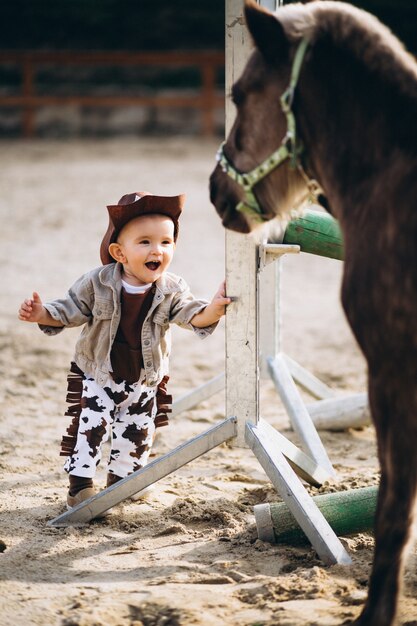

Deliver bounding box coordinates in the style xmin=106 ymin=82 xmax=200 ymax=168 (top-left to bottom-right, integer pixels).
xmin=67 ymin=487 xmax=113 ymax=517
xmin=66 ymin=487 xmax=97 ymax=508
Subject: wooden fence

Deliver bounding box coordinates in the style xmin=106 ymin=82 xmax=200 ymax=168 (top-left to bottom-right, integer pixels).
xmin=0 ymin=50 xmax=225 ymax=137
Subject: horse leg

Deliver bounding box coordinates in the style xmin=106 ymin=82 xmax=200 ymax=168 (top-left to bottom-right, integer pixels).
xmin=353 ymin=374 xmax=417 ymax=626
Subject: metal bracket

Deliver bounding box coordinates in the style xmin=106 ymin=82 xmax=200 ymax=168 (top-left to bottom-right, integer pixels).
xmin=259 ymin=243 xmax=300 ymax=270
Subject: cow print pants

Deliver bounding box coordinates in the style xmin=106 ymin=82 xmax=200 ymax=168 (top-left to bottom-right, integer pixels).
xmin=63 ymin=371 xmax=158 ymax=479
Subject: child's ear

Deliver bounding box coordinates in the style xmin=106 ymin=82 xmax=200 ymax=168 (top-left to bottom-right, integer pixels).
xmin=108 ymin=242 xmax=126 ymax=263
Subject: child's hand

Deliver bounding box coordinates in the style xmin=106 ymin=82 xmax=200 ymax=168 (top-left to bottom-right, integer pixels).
xmin=18 ymin=292 xmax=45 ymax=323
xmin=191 ymin=281 xmax=232 ymax=328
xmin=209 ymin=281 xmax=232 ymax=318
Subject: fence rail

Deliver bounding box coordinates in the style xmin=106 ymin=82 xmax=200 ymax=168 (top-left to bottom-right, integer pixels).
xmin=0 ymin=50 xmax=225 ymax=137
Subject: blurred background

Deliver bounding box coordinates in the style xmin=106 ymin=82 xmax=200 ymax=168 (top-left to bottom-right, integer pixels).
xmin=0 ymin=0 xmax=415 ymax=139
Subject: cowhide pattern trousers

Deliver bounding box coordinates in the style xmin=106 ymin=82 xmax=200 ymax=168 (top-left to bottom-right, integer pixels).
xmin=63 ymin=371 xmax=158 ymax=479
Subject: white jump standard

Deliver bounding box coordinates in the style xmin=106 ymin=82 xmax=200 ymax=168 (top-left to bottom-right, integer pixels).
xmin=48 ymin=0 xmax=355 ymax=568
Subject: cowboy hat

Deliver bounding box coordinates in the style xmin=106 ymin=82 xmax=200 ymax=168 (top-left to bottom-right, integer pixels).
xmin=100 ymin=191 xmax=185 ymax=265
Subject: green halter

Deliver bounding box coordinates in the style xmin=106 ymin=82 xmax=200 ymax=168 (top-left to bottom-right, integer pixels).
xmin=216 ymin=36 xmax=310 ymax=222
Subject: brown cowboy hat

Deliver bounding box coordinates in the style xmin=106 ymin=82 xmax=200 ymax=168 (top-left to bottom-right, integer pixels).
xmin=100 ymin=191 xmax=185 ymax=265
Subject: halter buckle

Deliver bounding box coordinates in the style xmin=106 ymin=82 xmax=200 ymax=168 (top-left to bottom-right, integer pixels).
xmin=280 ymin=87 xmax=294 ymax=113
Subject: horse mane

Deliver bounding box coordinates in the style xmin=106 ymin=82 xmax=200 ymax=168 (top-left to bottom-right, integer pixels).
xmin=276 ymin=1 xmax=417 ymax=99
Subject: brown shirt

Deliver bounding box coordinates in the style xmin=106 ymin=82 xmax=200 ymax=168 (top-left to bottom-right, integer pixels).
xmin=110 ymin=285 xmax=155 ymax=383
xmin=41 ymin=264 xmax=215 ymax=388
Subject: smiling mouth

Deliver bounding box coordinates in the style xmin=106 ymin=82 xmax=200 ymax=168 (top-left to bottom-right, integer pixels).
xmin=145 ymin=261 xmax=161 ymax=271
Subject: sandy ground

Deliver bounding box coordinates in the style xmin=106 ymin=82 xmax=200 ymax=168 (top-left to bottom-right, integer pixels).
xmin=0 ymin=138 xmax=416 ymax=626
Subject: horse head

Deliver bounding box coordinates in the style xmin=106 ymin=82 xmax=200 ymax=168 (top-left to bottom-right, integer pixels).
xmin=210 ymin=0 xmax=417 ymax=236
xmin=210 ymin=0 xmax=315 ymax=234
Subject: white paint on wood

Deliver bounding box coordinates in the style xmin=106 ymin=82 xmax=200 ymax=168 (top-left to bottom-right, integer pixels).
xmin=171 ymin=373 xmax=225 ymax=417
xmin=268 ymin=354 xmax=336 ymax=476
xmin=225 ymin=0 xmax=259 ymax=446
xmin=259 ymin=245 xmax=299 ymax=379
xmin=254 ymin=503 xmax=275 ymax=543
xmin=259 ymin=259 xmax=281 ymax=378
xmin=306 ymin=393 xmax=370 ymax=430
xmin=246 ymin=421 xmax=352 ymax=565
xmin=258 ymin=418 xmax=330 ymax=486
xmin=284 ymin=354 xmax=336 ymax=400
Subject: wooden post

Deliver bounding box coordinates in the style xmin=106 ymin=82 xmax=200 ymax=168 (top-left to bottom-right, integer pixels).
xmin=259 ymin=256 xmax=282 ymax=378
xmin=225 ymin=0 xmax=259 ymax=447
xmin=255 ymin=486 xmax=378 ymax=544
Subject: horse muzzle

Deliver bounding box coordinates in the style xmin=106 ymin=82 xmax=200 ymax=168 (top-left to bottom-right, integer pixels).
xmin=209 ymin=166 xmax=253 ymax=234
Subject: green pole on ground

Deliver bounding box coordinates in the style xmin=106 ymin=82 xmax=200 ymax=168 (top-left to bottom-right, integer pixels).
xmin=255 ymin=486 xmax=378 ymax=545
xmin=283 ymin=208 xmax=344 ymax=260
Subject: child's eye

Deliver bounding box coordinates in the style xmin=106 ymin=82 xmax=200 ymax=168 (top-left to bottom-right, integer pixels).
xmin=140 ymin=239 xmax=150 ymax=245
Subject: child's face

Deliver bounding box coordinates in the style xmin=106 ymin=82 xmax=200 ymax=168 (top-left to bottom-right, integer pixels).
xmin=110 ymin=214 xmax=175 ymax=285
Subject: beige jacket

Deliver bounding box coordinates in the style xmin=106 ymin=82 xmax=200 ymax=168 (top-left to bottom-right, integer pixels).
xmin=40 ymin=262 xmax=215 ymax=387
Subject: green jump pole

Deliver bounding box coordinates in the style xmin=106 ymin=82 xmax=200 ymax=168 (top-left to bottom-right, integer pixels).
xmin=283 ymin=208 xmax=344 ymax=260
xmin=254 ymin=485 xmax=378 ymax=545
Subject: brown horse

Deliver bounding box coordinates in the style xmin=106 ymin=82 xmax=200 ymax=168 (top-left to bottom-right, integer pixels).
xmin=210 ymin=2 xmax=417 ymax=625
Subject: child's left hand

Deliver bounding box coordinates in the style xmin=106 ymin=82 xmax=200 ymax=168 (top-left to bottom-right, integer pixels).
xmin=190 ymin=281 xmax=232 ymax=328
xmin=209 ymin=281 xmax=232 ymax=318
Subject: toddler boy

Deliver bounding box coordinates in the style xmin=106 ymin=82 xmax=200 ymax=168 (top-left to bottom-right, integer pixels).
xmin=18 ymin=192 xmax=230 ymax=509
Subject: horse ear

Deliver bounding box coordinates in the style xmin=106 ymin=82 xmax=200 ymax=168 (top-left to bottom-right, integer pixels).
xmin=245 ymin=0 xmax=289 ymax=63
